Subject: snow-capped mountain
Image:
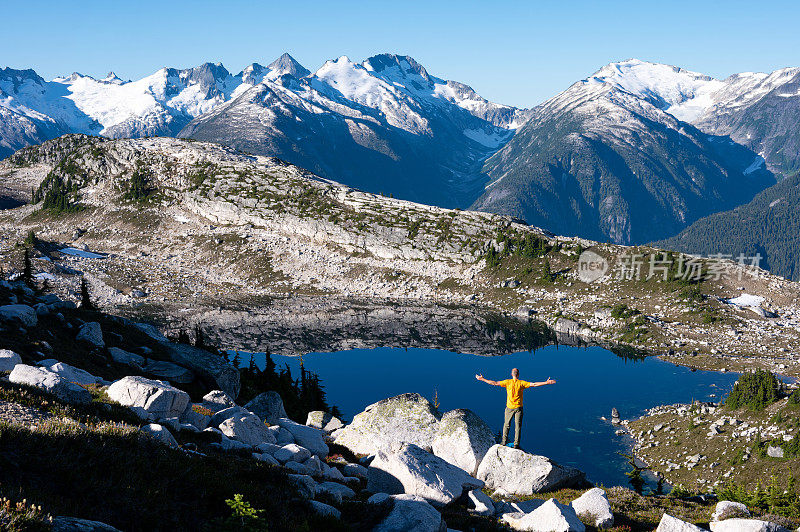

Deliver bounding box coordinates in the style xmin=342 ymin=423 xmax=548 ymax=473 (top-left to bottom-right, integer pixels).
xmin=0 ymin=53 xmax=527 ymax=206
xmin=580 ymin=59 xmax=800 ymax=176
xmin=179 ymin=53 xmax=528 ymax=206
xmin=470 ymin=60 xmax=779 ymax=244
xmin=1 ymin=55 xmax=799 ymax=244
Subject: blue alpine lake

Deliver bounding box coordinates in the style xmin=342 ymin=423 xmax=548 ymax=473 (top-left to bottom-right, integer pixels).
xmin=244 ymin=344 xmax=740 ymax=489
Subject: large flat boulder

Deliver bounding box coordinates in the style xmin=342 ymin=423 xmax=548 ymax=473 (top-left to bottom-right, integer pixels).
xmin=503 ymin=498 xmax=585 ymax=532
xmin=332 ymin=393 xmax=441 ymax=455
xmin=0 ymin=349 xmax=22 ymax=372
xmin=136 ymin=323 xmax=240 ymax=398
xmin=276 ymin=418 xmax=328 ymax=457
xmin=218 ymin=413 xmax=276 ymax=447
xmin=245 ymin=391 xmax=287 ymax=424
xmin=432 ymin=408 xmax=495 ymax=476
xmin=106 ymin=376 xmax=190 ymax=420
xmin=571 ymin=488 xmax=613 ymax=529
xmin=476 ymin=445 xmax=586 ymax=495
xmin=0 ymin=304 xmax=37 ymax=327
xmin=9 ymin=364 xmax=91 ymax=404
xmin=366 ymin=443 xmax=484 ymax=508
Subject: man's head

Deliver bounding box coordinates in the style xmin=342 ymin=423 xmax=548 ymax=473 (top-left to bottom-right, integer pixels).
xmin=511 ymin=368 xmax=519 ymax=379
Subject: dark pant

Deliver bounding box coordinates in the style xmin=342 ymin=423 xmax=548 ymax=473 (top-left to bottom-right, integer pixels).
xmin=501 ymin=406 xmax=524 ymax=447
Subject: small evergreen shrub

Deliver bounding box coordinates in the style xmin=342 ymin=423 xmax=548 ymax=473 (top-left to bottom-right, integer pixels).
xmin=724 ymin=370 xmax=782 ymax=411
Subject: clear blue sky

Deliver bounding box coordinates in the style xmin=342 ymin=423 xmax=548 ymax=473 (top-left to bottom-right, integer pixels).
xmin=4 ymin=0 xmax=798 ymax=108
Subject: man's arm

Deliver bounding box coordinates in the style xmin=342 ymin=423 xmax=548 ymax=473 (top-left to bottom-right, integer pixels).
xmin=527 ymin=377 xmax=557 ymax=387
xmin=475 ymin=374 xmax=502 ymax=386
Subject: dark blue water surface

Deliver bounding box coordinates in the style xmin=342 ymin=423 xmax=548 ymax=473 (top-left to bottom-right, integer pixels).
xmin=251 ymin=344 xmax=739 ymax=488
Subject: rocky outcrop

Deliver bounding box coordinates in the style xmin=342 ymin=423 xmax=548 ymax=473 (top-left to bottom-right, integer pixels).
xmin=431 ymin=408 xmax=495 ymax=475
xmin=332 ymin=393 xmax=440 ymax=455
xmin=9 ymin=364 xmax=92 ymax=404
xmin=136 ymin=323 xmax=240 ymax=398
xmin=366 ymin=443 xmax=483 ymax=507
xmin=244 ymin=391 xmax=287 ymax=424
xmin=106 ymin=376 xmax=190 ymax=420
xmin=476 ymin=444 xmax=586 ymax=495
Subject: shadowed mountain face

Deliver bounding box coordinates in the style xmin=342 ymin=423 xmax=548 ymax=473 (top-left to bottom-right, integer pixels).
xmin=654 ymin=172 xmax=800 ymax=281
xmin=470 ymin=61 xmax=782 ymax=244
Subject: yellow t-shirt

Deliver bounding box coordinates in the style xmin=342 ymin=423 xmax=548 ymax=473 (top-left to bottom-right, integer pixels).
xmin=499 ymin=378 xmax=533 ymax=409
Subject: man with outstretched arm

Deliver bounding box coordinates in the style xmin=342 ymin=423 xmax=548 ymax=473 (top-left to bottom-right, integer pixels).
xmin=475 ymin=368 xmax=556 ymax=449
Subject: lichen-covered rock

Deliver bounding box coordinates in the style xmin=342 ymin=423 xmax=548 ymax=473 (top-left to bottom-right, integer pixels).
xmin=245 ymin=391 xmax=287 ymax=424
xmin=367 ymin=443 xmax=483 ymax=507
xmin=9 ymin=364 xmax=92 ymax=404
xmin=306 ymin=410 xmax=343 ymax=432
xmin=571 ymin=488 xmax=613 ymax=529
xmin=106 ymin=376 xmax=190 ymax=420
xmin=333 ymin=393 xmax=440 ymax=455
xmin=503 ymin=498 xmax=585 ymax=532
xmin=0 ymin=349 xmax=22 ymax=372
xmin=476 ymin=444 xmax=586 ymax=495
xmin=432 ymin=408 xmax=495 ymax=475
